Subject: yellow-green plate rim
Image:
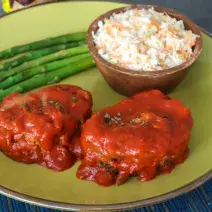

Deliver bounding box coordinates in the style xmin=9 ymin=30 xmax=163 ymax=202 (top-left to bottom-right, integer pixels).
xmin=0 ymin=1 xmax=211 ymax=211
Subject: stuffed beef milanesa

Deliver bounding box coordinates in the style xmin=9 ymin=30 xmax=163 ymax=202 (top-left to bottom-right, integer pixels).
xmin=0 ymin=85 xmax=92 ymax=171
xmin=77 ymin=90 xmax=193 ymax=186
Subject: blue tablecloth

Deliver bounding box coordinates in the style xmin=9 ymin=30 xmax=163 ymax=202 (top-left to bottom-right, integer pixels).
xmin=0 ymin=179 xmax=211 ymax=212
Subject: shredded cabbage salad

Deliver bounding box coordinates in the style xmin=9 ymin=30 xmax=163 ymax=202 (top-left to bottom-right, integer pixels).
xmin=93 ymin=8 xmax=198 ymax=71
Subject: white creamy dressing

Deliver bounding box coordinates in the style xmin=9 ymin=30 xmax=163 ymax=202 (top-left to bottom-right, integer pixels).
xmin=93 ymin=8 xmax=198 ymax=71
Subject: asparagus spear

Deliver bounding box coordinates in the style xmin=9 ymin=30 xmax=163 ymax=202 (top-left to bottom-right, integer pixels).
xmin=0 ymin=53 xmax=90 ymax=89
xmin=0 ymin=56 xmax=95 ymax=101
xmin=0 ymin=45 xmax=89 ymax=82
xmin=0 ymin=41 xmax=86 ymax=72
xmin=0 ymin=32 xmax=86 ymax=60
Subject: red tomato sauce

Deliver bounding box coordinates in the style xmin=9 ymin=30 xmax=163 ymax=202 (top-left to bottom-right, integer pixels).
xmin=77 ymin=90 xmax=193 ymax=186
xmin=0 ymin=85 xmax=92 ymax=171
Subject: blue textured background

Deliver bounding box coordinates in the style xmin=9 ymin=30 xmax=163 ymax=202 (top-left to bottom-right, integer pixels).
xmin=0 ymin=179 xmax=212 ymax=211
xmin=0 ymin=0 xmax=211 ymax=211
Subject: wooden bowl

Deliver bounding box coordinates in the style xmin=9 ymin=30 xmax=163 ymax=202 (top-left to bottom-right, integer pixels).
xmin=86 ymin=5 xmax=202 ymax=96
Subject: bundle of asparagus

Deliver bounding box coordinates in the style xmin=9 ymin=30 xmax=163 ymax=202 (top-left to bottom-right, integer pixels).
xmin=0 ymin=40 xmax=86 ymax=72
xmin=0 ymin=32 xmax=86 ymax=60
xmin=0 ymin=45 xmax=89 ymax=82
xmin=0 ymin=32 xmax=95 ymax=101
xmin=0 ymin=53 xmax=91 ymax=89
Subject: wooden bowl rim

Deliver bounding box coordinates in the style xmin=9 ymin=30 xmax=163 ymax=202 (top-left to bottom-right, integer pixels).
xmin=87 ymin=4 xmax=203 ymax=77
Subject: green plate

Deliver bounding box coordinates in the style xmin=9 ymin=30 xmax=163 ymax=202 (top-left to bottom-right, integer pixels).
xmin=0 ymin=1 xmax=211 ymax=211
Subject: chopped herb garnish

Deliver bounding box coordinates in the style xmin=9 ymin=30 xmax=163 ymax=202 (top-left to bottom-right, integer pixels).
xmin=20 ymin=103 xmax=30 ymax=111
xmin=130 ymin=117 xmax=148 ymax=126
xmin=98 ymin=160 xmax=111 ymax=168
xmin=111 ymin=158 xmax=118 ymax=162
xmin=110 ymin=168 xmax=119 ymax=175
xmin=71 ymin=96 xmax=77 ymax=103
xmin=104 ymin=113 xmax=111 ymax=124
xmin=111 ymin=118 xmax=119 ymax=124
xmin=56 ymin=103 xmax=66 ymax=114
xmin=114 ymin=116 xmax=121 ymax=121
xmin=49 ymin=100 xmax=66 ymax=114
xmin=77 ymin=117 xmax=84 ymax=124
xmin=49 ymin=100 xmax=58 ymax=104
xmin=22 ymin=134 xmax=26 ymax=139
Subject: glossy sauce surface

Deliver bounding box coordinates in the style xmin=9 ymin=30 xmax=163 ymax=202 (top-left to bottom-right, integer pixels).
xmin=0 ymin=85 xmax=92 ymax=171
xmin=78 ymin=90 xmax=193 ymax=186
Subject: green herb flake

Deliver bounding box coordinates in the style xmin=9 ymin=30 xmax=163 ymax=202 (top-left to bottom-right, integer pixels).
xmin=49 ymin=100 xmax=66 ymax=114
xmin=20 ymin=102 xmax=30 ymax=112
xmin=104 ymin=113 xmax=111 ymax=124
xmin=98 ymin=160 xmax=111 ymax=168
xmin=48 ymin=100 xmax=58 ymax=105
xmin=111 ymin=158 xmax=118 ymax=162
xmin=71 ymin=96 xmax=78 ymax=103
xmin=140 ymin=121 xmax=148 ymax=126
